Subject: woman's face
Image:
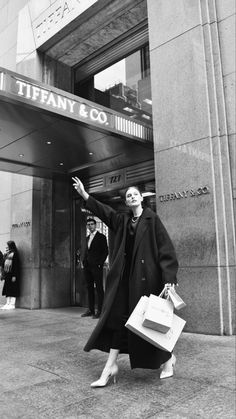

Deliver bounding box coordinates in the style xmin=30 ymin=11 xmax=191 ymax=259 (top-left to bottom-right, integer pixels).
xmin=5 ymin=244 xmax=9 ymax=253
xmin=125 ymin=187 xmax=143 ymax=207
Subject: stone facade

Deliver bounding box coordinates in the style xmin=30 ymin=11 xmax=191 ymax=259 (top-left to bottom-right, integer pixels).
xmin=0 ymin=0 xmax=235 ymax=333
xmin=147 ymin=0 xmax=235 ymax=334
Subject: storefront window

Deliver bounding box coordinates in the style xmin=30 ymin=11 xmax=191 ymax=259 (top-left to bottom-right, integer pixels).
xmin=75 ymin=45 xmax=152 ymax=126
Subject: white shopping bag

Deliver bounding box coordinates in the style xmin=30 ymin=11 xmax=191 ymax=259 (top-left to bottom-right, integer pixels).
xmin=125 ymin=296 xmax=186 ymax=352
xmin=142 ymin=293 xmax=174 ymax=333
xmin=168 ymin=288 xmax=186 ymax=310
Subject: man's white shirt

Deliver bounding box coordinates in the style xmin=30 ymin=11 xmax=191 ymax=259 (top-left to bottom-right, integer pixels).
xmin=87 ymin=230 xmax=97 ymax=249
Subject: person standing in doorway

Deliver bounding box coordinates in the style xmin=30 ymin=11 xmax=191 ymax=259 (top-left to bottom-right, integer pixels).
xmin=0 ymin=241 xmax=20 ymax=310
xmin=81 ymin=218 xmax=108 ymax=319
xmin=0 ymin=250 xmax=3 ymax=270
xmin=0 ymin=250 xmax=3 ymax=281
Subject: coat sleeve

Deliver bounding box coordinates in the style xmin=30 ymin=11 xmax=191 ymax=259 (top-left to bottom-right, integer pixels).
xmin=155 ymin=215 xmax=178 ymax=285
xmin=12 ymin=253 xmax=20 ymax=278
xmin=84 ymin=196 xmax=122 ymax=232
xmin=0 ymin=251 xmax=3 ymax=266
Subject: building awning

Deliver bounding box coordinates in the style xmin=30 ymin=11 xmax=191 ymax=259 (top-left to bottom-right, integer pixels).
xmin=0 ymin=67 xmax=153 ymax=180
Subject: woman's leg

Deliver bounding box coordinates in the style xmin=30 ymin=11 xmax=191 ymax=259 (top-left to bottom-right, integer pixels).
xmin=90 ymin=328 xmax=124 ymax=388
xmin=160 ymin=353 xmax=176 ymax=379
xmin=104 ymin=348 xmax=120 ymax=369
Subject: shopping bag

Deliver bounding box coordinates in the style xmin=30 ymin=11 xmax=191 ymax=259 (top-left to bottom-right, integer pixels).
xmin=167 ymin=288 xmax=186 ymax=310
xmin=142 ymin=293 xmax=174 ymax=333
xmin=125 ymin=296 xmax=186 ymax=352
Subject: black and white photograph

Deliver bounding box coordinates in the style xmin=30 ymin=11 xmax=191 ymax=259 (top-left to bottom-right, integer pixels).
xmin=0 ymin=0 xmax=235 ymax=418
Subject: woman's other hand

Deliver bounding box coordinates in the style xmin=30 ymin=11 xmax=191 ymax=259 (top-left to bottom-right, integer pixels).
xmin=164 ymin=283 xmax=175 ymax=297
xmin=12 ymin=276 xmax=16 ymax=283
xmin=72 ymin=177 xmax=89 ymax=200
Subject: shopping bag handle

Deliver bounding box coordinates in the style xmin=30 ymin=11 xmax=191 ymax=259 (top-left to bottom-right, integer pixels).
xmin=159 ymin=289 xmax=165 ymax=298
xmin=159 ymin=288 xmax=170 ymax=299
xmin=159 ymin=284 xmax=175 ymax=299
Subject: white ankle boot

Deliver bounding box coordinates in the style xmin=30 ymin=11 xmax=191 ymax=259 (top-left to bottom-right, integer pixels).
xmin=5 ymin=297 xmax=16 ymax=310
xmin=0 ymin=297 xmax=11 ymax=309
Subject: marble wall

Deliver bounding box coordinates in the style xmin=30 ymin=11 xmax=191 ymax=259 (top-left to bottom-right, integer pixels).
xmin=8 ymin=176 xmax=72 ymax=309
xmin=0 ymin=0 xmax=28 ymax=71
xmin=0 ymin=0 xmax=72 ymax=308
xmin=0 ymin=173 xmax=33 ymax=307
xmin=0 ymin=172 xmax=71 ymax=309
xmin=15 ymin=1 xmax=72 ymax=90
xmin=147 ymin=0 xmax=236 ymax=335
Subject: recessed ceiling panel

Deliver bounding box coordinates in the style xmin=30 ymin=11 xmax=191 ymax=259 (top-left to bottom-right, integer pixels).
xmin=0 ymin=101 xmax=55 ymax=148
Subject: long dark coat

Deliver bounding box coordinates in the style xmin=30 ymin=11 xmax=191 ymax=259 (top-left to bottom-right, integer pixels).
xmin=1 ymin=251 xmax=20 ymax=297
xmin=83 ymin=196 xmax=178 ymax=369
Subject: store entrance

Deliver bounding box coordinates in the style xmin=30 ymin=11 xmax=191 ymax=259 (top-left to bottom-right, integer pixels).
xmin=72 ymin=182 xmax=156 ymax=308
xmin=72 ymin=199 xmax=109 ymax=308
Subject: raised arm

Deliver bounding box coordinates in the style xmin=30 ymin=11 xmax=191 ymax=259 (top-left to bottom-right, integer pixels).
xmin=72 ymin=177 xmax=89 ymax=201
xmin=72 ymin=177 xmax=122 ymax=231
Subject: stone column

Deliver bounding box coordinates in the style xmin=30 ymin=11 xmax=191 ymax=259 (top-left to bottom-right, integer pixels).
xmin=147 ymin=0 xmax=235 ymax=334
xmin=13 ymin=176 xmax=72 ymax=309
xmin=31 ymin=177 xmax=72 ymax=308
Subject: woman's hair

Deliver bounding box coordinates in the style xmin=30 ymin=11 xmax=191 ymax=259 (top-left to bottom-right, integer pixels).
xmin=125 ymin=186 xmax=142 ymax=197
xmin=7 ymin=240 xmax=17 ymax=252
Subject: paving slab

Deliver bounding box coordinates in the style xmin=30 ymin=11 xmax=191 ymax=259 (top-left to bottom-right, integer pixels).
xmin=0 ymin=307 xmax=235 ymax=419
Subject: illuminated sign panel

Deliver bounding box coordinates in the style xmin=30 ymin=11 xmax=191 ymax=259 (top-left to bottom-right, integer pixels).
xmin=14 ymin=79 xmax=110 ymax=127
xmin=0 ymin=69 xmax=152 ymax=142
xmin=5 ymin=75 xmax=111 ymax=128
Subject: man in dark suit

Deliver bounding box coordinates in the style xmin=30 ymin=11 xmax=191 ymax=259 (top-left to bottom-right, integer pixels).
xmin=81 ymin=218 xmax=108 ymax=319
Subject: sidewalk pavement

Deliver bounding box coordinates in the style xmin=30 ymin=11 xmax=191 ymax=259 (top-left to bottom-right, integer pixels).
xmin=0 ymin=307 xmax=235 ymax=419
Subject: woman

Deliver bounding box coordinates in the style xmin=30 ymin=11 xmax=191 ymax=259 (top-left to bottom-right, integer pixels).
xmin=0 ymin=241 xmax=20 ymax=310
xmin=72 ymin=177 xmax=178 ymax=387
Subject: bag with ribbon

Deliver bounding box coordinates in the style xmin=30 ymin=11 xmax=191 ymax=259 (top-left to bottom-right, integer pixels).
xmin=125 ymin=296 xmax=186 ymax=352
xmin=142 ymin=290 xmax=174 ymax=333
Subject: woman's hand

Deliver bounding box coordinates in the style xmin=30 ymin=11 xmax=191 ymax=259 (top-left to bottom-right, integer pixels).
xmin=72 ymin=177 xmax=89 ymax=200
xmin=164 ymin=283 xmax=175 ymax=297
xmin=12 ymin=276 xmax=16 ymax=283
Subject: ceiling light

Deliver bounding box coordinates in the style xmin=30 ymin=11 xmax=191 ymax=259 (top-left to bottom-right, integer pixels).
xmin=141 ymin=114 xmax=151 ymax=120
xmin=89 ymin=152 xmax=93 ymax=156
xmin=59 ymin=162 xmax=64 ymax=166
xmin=46 ymin=140 xmax=52 ymax=145
xmin=143 ymin=98 xmax=152 ymax=105
xmin=123 ymin=107 xmax=135 ymax=113
xmin=19 ymin=154 xmax=24 ymax=157
xmin=142 ymin=191 xmax=156 ymax=197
